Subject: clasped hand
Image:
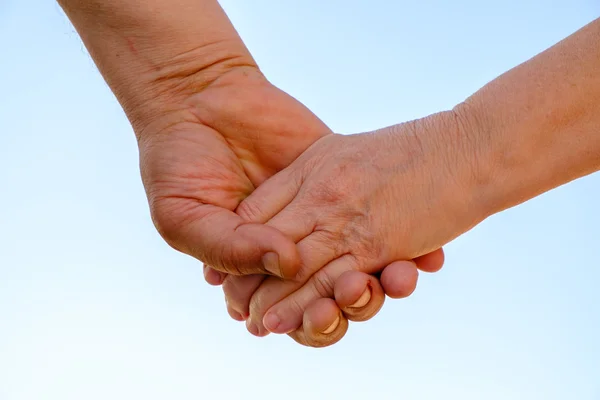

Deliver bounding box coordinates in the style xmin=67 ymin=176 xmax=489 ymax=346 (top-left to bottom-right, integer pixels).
xmin=141 ymin=67 xmax=456 ymax=347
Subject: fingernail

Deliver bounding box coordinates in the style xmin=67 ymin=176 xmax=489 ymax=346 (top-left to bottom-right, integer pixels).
xmin=229 ymin=309 xmax=245 ymax=322
xmin=263 ymin=312 xmax=281 ymax=332
xmin=348 ymin=287 xmax=372 ymax=309
xmin=204 ymin=267 xmax=224 ymax=285
xmin=264 ymin=312 xmax=297 ymax=334
xmin=246 ymin=319 xmax=260 ymax=336
xmin=322 ymin=314 xmax=341 ymax=335
xmin=262 ymin=252 xmax=280 ymax=276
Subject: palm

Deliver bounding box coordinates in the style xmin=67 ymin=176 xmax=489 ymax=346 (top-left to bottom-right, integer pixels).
xmin=186 ymin=73 xmax=331 ymax=186
xmin=138 ymin=72 xmax=330 ymax=268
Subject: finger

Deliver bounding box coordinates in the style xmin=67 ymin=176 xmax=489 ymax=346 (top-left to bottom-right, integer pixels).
xmin=333 ymin=271 xmax=386 ymax=322
xmin=248 ymin=242 xmax=435 ymax=335
xmin=203 ymin=264 xmax=227 ymax=286
xmin=222 ymin=274 xmax=266 ymax=319
xmin=236 ymin=168 xmax=301 ymax=224
xmin=414 ymin=248 xmax=445 ymax=273
xmin=292 ymin=230 xmax=345 ymax=281
xmin=258 ymin=254 xmax=360 ymax=335
xmin=265 ymin=210 xmax=361 ymax=282
xmin=287 ymin=298 xmax=349 ymax=348
xmin=226 ymin=303 xmax=246 ymax=322
xmin=245 ymin=277 xmax=303 ymax=337
xmin=159 ymin=201 xmax=300 ymax=278
xmin=238 ymin=170 xmax=318 ymax=243
xmin=242 ymin=222 xmax=344 ymax=337
xmin=379 ymin=260 xmax=420 ymax=299
xmin=245 ymin=318 xmax=270 ymax=338
xmin=263 ymin=201 xmax=317 ymax=243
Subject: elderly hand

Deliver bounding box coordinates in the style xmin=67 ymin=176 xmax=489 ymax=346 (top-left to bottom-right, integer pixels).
xmin=232 ymin=110 xmax=482 ymax=346
xmin=58 ymin=0 xmax=445 ymax=347
xmin=139 ymin=65 xmax=445 ymax=344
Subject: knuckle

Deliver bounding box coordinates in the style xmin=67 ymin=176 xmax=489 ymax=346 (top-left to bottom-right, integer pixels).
xmin=311 ymin=268 xmax=336 ymax=298
xmin=226 ymin=305 xmax=244 ymax=321
xmin=283 ymin=296 xmax=306 ymax=320
xmin=343 ymin=223 xmax=382 ymax=260
xmin=314 ymin=228 xmax=344 ymax=250
xmin=294 ymin=264 xmax=315 ymax=284
xmin=294 ymin=230 xmax=344 ymax=283
xmin=221 ymin=276 xmax=237 ymax=299
xmin=311 ymin=179 xmax=346 ymax=204
xmin=310 ymin=201 xmax=379 ymax=260
xmin=325 ymin=205 xmax=381 ymax=261
xmin=236 ymin=199 xmax=264 ymax=223
xmin=248 ymin=289 xmax=270 ymax=319
xmin=223 ymin=293 xmax=244 ymax=314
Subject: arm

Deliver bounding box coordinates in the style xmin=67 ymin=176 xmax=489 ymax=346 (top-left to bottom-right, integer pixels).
xmin=232 ymin=18 xmax=600 ymax=340
xmin=58 ymin=0 xmax=304 ymax=277
xmin=459 ymin=17 xmax=600 ymax=217
xmin=57 ymin=0 xmax=256 ymax=136
xmin=57 ymin=1 xmax=447 ymax=347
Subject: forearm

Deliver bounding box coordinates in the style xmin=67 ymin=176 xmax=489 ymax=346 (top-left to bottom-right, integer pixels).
xmin=58 ymin=0 xmax=257 ymax=133
xmin=461 ymin=18 xmax=600 ymax=217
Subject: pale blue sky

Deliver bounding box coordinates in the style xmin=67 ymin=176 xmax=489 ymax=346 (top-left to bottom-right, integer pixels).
xmin=0 ymin=1 xmax=599 ymax=399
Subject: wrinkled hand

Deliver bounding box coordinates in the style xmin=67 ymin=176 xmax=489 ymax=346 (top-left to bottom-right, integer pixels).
xmin=59 ymin=0 xmax=446 ymax=348
xmin=139 ymin=67 xmax=325 ymax=278
xmin=137 ymin=65 xmax=446 ymax=347
xmin=234 ymin=111 xmax=483 ymax=346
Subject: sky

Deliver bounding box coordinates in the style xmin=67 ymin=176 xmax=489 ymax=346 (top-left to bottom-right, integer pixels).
xmin=0 ymin=1 xmax=599 ymax=399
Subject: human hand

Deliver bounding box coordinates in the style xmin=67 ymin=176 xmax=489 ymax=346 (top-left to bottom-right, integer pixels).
xmin=232 ymin=110 xmax=484 ymax=346
xmin=136 ymin=64 xmax=445 ymax=336
xmin=57 ymin=0 xmax=446 ymax=342
xmin=139 ymin=66 xmax=326 ymax=278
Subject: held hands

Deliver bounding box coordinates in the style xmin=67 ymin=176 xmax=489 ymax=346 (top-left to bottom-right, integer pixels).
xmin=60 ymin=0 xmax=600 ymax=349
xmin=140 ymin=67 xmax=322 ymax=278
xmin=58 ymin=0 xmax=449 ymax=348
xmin=136 ymin=65 xmax=446 ymax=347
xmin=228 ymin=112 xmax=486 ymax=346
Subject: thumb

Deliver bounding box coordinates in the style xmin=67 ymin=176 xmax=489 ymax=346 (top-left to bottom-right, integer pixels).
xmin=153 ymin=200 xmax=300 ymax=278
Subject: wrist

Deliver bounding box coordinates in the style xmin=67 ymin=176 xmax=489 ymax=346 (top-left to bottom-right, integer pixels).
xmin=59 ymin=0 xmax=257 ymax=135
xmin=452 ymin=96 xmax=556 ymax=223
xmin=384 ymin=109 xmax=496 ymax=239
xmin=449 ymin=102 xmax=502 ymax=223
xmin=450 ymin=19 xmax=600 ymax=222
xmin=123 ymin=58 xmax=260 ymax=140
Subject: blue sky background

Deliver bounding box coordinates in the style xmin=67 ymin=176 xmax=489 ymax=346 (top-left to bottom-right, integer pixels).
xmin=0 ymin=1 xmax=599 ymax=399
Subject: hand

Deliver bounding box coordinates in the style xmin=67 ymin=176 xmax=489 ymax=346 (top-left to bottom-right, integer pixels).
xmin=136 ymin=65 xmax=446 ymax=345
xmin=138 ymin=65 xmax=446 ymax=346
xmin=140 ymin=67 xmax=324 ymax=278
xmin=58 ymin=0 xmax=447 ymax=346
xmin=234 ymin=110 xmax=483 ymax=346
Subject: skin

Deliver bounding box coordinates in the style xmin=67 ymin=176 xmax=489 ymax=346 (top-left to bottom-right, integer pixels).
xmin=234 ymin=112 xmax=475 ymax=344
xmin=232 ymin=17 xmax=600 ymax=346
xmin=57 ymin=0 xmax=445 ymax=346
